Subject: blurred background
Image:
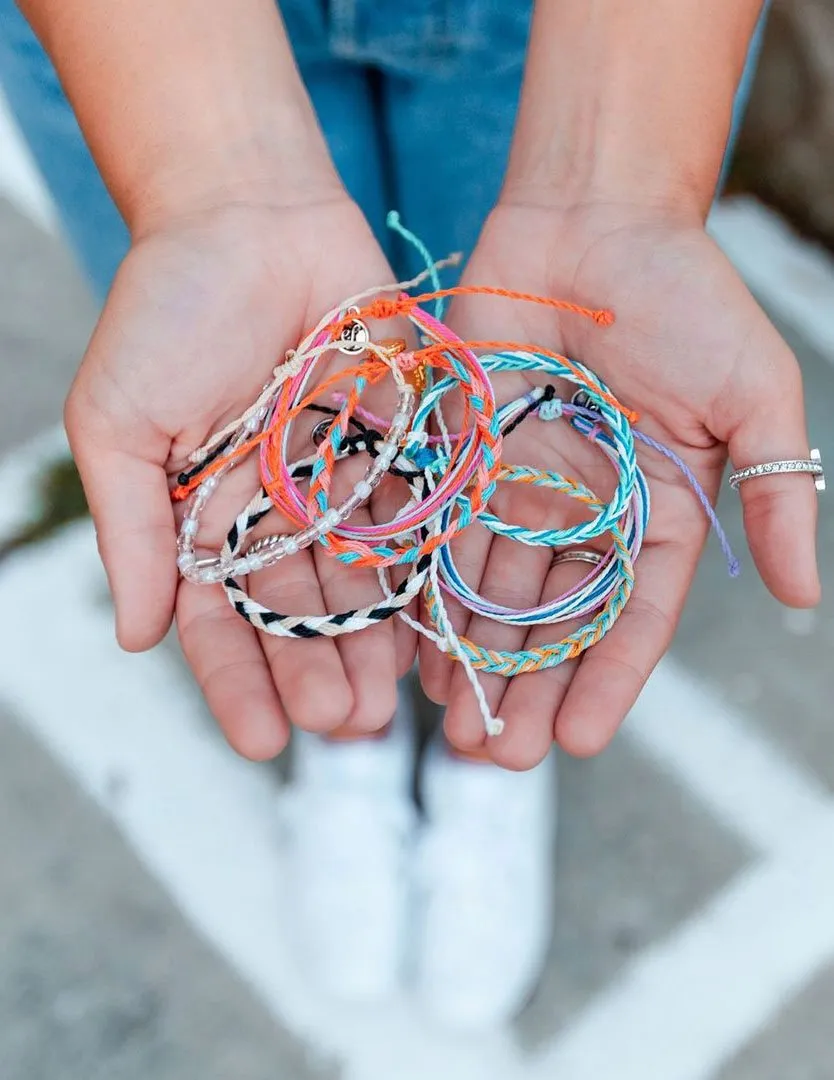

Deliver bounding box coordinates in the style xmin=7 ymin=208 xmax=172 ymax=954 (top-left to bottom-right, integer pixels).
xmin=1 ymin=2 xmax=834 ymax=1078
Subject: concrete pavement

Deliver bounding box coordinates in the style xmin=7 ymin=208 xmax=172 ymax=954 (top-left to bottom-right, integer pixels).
xmin=2 ymin=194 xmax=833 ymax=1079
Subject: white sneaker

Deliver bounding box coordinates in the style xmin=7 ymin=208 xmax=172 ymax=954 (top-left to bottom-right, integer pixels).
xmin=416 ymin=739 xmax=558 ymax=1029
xmin=280 ymin=695 xmax=417 ymax=1001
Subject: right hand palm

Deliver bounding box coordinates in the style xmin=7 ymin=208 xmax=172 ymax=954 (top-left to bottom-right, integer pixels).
xmin=66 ymin=197 xmax=411 ymax=758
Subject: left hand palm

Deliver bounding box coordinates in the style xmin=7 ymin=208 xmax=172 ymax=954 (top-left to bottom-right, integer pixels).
xmin=420 ymin=202 xmax=819 ymax=767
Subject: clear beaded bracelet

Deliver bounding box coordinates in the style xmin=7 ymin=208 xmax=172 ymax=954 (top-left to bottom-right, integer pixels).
xmin=176 ymin=378 xmax=417 ymax=584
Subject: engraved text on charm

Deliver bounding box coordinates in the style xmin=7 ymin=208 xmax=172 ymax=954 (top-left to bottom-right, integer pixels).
xmin=337 ymin=306 xmax=370 ymax=355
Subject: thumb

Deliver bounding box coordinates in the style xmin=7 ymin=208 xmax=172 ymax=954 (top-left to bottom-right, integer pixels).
xmin=722 ymin=355 xmax=821 ymax=608
xmin=65 ymin=388 xmax=178 ymax=652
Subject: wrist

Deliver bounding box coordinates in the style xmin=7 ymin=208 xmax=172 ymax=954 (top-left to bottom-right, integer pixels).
xmin=500 ymin=167 xmax=708 ymax=230
xmin=505 ymin=0 xmax=764 ymax=223
xmin=503 ymin=77 xmax=728 ymax=223
xmin=504 ymin=88 xmax=728 ymax=227
xmin=126 ymin=110 xmax=341 ymax=238
xmin=23 ymin=0 xmax=343 ymax=236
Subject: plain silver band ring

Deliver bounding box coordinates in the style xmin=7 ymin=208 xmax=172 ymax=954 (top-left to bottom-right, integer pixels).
xmin=728 ymin=448 xmax=825 ymax=492
xmin=551 ymin=549 xmax=604 ymax=568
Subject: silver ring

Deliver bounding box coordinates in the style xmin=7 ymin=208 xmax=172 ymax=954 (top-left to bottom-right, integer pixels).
xmin=311 ymin=419 xmax=332 ymax=446
xmin=728 ymin=448 xmax=825 ymax=492
xmin=551 ymin=549 xmax=603 ymax=568
xmin=310 ymin=419 xmax=354 ymax=461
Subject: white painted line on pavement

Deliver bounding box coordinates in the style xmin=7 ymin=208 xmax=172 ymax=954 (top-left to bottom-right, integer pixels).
xmin=0 ymin=520 xmax=530 ymax=1080
xmin=625 ymin=658 xmax=830 ymax=854
xmin=710 ymin=197 xmax=834 ymax=363
xmin=0 ymin=89 xmax=56 ymax=230
xmin=532 ymin=807 xmax=834 ymax=1080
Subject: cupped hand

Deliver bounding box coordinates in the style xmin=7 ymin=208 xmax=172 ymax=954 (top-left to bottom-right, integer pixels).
xmin=65 ymin=194 xmax=415 ymax=759
xmin=420 ymin=200 xmax=819 ymax=769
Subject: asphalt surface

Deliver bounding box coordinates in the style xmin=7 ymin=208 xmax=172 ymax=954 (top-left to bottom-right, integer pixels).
xmin=1 ymin=195 xmax=833 ymax=1079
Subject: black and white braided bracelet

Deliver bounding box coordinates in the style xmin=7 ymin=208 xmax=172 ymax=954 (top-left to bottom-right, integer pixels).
xmin=219 ymin=486 xmax=430 ymax=638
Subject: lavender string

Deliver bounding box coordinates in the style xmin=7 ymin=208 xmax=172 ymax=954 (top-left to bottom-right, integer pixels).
xmin=634 ymin=429 xmax=741 ymax=577
xmin=567 ymin=405 xmax=740 ymax=578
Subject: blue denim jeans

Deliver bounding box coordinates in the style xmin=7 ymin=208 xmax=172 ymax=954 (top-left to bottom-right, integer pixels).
xmin=0 ymin=0 xmax=766 ymax=300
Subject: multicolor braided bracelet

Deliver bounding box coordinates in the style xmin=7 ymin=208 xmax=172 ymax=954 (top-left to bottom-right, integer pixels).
xmin=168 ymin=246 xmax=743 ymax=737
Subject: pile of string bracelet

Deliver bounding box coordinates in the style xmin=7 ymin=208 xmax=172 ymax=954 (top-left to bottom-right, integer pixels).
xmin=171 ymin=216 xmax=738 ymax=737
